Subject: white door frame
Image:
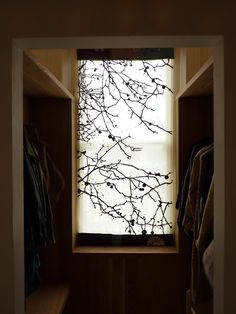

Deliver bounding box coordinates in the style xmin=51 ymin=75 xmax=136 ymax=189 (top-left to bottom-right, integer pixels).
xmin=12 ymin=36 xmax=224 ymax=314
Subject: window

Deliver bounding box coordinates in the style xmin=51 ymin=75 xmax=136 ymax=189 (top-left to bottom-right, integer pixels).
xmin=76 ymin=49 xmax=174 ymax=246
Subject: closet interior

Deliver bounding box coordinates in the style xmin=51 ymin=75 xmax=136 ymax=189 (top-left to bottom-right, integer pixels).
xmin=22 ymin=47 xmax=214 ymax=314
xmin=23 ymin=50 xmax=77 ymax=313
xmin=175 ymin=48 xmax=214 ymax=314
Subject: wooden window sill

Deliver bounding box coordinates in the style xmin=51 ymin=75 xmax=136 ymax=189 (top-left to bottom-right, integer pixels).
xmin=73 ymin=245 xmax=179 ymax=254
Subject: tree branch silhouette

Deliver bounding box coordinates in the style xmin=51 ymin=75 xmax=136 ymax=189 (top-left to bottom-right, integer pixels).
xmin=77 ymin=59 xmax=173 ymax=234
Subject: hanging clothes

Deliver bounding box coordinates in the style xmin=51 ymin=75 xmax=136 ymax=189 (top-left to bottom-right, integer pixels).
xmin=24 ymin=126 xmax=56 ymax=296
xmin=182 ymin=144 xmax=213 ymax=235
xmin=202 ymin=239 xmax=214 ymax=288
xmin=191 ymin=176 xmax=214 ymax=303
xmin=176 ymin=138 xmax=213 ymax=230
xmin=176 ymin=141 xmax=214 ymax=306
xmin=26 ymin=126 xmax=65 ymax=209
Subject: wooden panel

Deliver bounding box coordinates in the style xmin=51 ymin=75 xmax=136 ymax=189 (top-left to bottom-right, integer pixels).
xmin=71 ymin=97 xmax=78 ymax=251
xmin=29 ymin=49 xmax=78 ymax=96
xmin=64 ymin=251 xmax=191 ymax=314
xmin=70 ymin=49 xmax=79 ymax=98
xmin=177 ymin=57 xmax=213 ymax=98
xmin=174 ymin=48 xmax=187 ymax=93
xmin=23 ymin=52 xmax=74 ymax=99
xmin=29 ymin=50 xmax=65 ymax=84
xmin=26 ymin=281 xmax=70 ymax=314
xmin=186 ymin=48 xmax=213 ymax=82
xmin=177 ymin=96 xmax=213 ymax=180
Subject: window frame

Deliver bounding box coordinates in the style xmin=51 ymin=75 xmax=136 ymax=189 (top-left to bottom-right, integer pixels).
xmin=76 ymin=49 xmax=176 ymax=247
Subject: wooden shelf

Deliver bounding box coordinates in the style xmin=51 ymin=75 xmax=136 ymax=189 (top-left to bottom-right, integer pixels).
xmin=26 ymin=281 xmax=70 ymax=314
xmin=176 ymin=57 xmax=213 ymax=98
xmin=23 ymin=52 xmax=75 ymax=99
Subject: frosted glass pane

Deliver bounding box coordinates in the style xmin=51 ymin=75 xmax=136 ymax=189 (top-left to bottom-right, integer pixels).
xmin=77 ymin=59 xmax=174 ymax=235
